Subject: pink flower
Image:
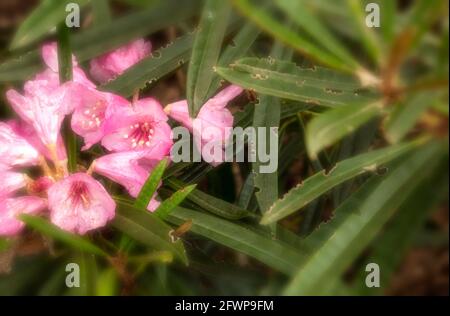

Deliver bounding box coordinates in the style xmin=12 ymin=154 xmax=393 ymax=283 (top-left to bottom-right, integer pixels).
xmin=0 ymin=196 xmax=47 ymax=236
xmin=93 ymin=150 xmax=163 ymax=211
xmin=0 ymin=121 xmax=40 ymax=170
xmin=6 ymin=79 xmax=73 ymax=149
xmin=9 ymin=120 xmax=67 ymax=162
xmin=70 ymin=84 xmax=130 ymax=150
xmin=39 ymin=42 xmax=96 ymax=89
xmin=165 ymin=85 xmax=243 ymax=165
xmin=90 ymin=39 xmax=151 ymax=83
xmin=101 ymin=98 xmax=173 ymax=156
xmin=1 ymin=171 xmax=27 ymax=198
xmin=47 ymin=173 xmax=115 ymax=234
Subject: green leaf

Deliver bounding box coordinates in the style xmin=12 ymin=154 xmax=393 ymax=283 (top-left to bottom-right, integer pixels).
xmin=166 ymin=178 xmax=252 ymax=220
xmin=345 ymin=0 xmax=382 ymax=66
xmin=96 ymin=268 xmax=119 ymax=296
xmin=187 ymin=0 xmax=231 ymax=117
xmin=91 ymin=0 xmax=112 ymax=27
xmin=352 ymin=157 xmax=448 ymax=295
xmin=383 ymin=92 xmax=439 ymax=144
xmin=154 ymin=184 xmax=197 ymax=219
xmin=134 ymin=158 xmax=168 ymax=210
xmin=102 ymin=33 xmax=194 ymax=97
xmin=19 ymin=215 xmax=107 ymax=257
xmin=56 ymin=23 xmax=73 ymax=82
xmin=113 ymin=200 xmax=188 ymax=264
xmin=283 ymin=141 xmax=445 ymax=295
xmin=275 ymin=0 xmax=359 ymax=69
xmin=260 ymin=140 xmax=422 ymax=225
xmin=232 ymin=0 xmax=353 ymax=72
xmin=10 ymin=0 xmax=90 ymax=50
xmin=306 ymin=101 xmax=383 ymax=159
xmin=0 ymin=0 xmax=200 ymax=82
xmin=166 ymin=207 xmax=302 ymax=275
xmin=216 ymin=57 xmax=376 ymax=107
xmin=206 ymin=22 xmax=261 ymax=99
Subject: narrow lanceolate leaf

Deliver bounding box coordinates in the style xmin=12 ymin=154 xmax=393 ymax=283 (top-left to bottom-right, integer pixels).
xmin=113 ymin=200 xmax=188 ymax=264
xmin=216 ymin=58 xmax=377 ymax=107
xmin=0 ymin=0 xmax=200 ymax=82
xmin=206 ymin=22 xmax=261 ymax=99
xmin=275 ymin=0 xmax=359 ymax=70
xmin=10 ymin=0 xmax=90 ymax=50
xmin=166 ymin=207 xmax=303 ymax=275
xmin=283 ymin=142 xmax=445 ymax=295
xmin=383 ymin=92 xmax=439 ymax=144
xmin=260 ymin=140 xmax=422 ymax=225
xmin=232 ymin=0 xmax=353 ymax=72
xmin=19 ymin=215 xmax=107 ymax=257
xmin=91 ymin=0 xmax=112 ymax=27
xmin=166 ymin=178 xmax=252 ymax=220
xmin=187 ymin=0 xmax=231 ymax=117
xmin=306 ymin=101 xmax=384 ymax=159
xmin=134 ymin=158 xmax=168 ymax=210
xmin=253 ymin=95 xmax=280 ymax=214
xmin=102 ymin=33 xmax=194 ymax=97
xmin=352 ymin=159 xmax=448 ymax=295
xmin=154 ymin=185 xmax=197 ymax=220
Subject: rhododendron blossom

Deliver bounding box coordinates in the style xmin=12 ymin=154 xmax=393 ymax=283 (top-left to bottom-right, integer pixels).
xmin=1 ymin=171 xmax=28 ymax=198
xmin=6 ymin=79 xmax=73 ymax=150
xmin=102 ymin=97 xmax=173 ymax=157
xmin=70 ymin=84 xmax=130 ymax=150
xmin=0 ymin=121 xmax=40 ymax=170
xmin=48 ymin=173 xmax=116 ymax=235
xmin=38 ymin=42 xmax=96 ymax=89
xmin=90 ymin=39 xmax=151 ymax=83
xmin=0 ymin=196 xmax=47 ymax=236
xmin=92 ymin=150 xmax=163 ymax=211
xmin=165 ymin=85 xmax=243 ymax=165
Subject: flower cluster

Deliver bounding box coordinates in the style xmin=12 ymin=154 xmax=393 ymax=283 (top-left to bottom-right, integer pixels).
xmin=1 ymin=39 xmax=243 ymax=236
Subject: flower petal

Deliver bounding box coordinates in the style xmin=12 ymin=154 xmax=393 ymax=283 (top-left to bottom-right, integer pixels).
xmin=0 ymin=196 xmax=47 ymax=236
xmin=1 ymin=172 xmax=27 ymax=198
xmin=48 ymin=173 xmax=116 ymax=235
xmin=89 ymin=39 xmax=152 ymax=83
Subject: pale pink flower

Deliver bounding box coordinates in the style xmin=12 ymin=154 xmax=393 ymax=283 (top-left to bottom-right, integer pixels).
xmin=6 ymin=79 xmax=73 ymax=148
xmin=0 ymin=121 xmax=40 ymax=170
xmin=0 ymin=196 xmax=47 ymax=236
xmin=90 ymin=39 xmax=151 ymax=83
xmin=1 ymin=171 xmax=27 ymax=198
xmin=27 ymin=176 xmax=54 ymax=196
xmin=101 ymin=98 xmax=173 ymax=156
xmin=93 ymin=150 xmax=164 ymax=212
xmin=39 ymin=42 xmax=96 ymax=89
xmin=165 ymin=85 xmax=243 ymax=165
xmin=9 ymin=120 xmax=67 ymax=162
xmin=47 ymin=173 xmax=115 ymax=234
xmin=70 ymin=84 xmax=130 ymax=150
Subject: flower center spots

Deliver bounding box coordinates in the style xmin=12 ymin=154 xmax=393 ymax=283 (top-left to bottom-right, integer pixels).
xmin=82 ymin=100 xmax=106 ymax=130
xmin=124 ymin=121 xmax=154 ymax=148
xmin=69 ymin=181 xmax=90 ymax=208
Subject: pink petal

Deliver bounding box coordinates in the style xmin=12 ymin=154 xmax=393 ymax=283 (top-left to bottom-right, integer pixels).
xmin=101 ymin=100 xmax=173 ymax=155
xmin=70 ymin=84 xmax=130 ymax=150
xmin=6 ymin=80 xmax=73 ymax=147
xmin=90 ymin=39 xmax=152 ymax=83
xmin=93 ymin=151 xmax=150 ymax=197
xmin=48 ymin=173 xmax=116 ymax=235
xmin=0 ymin=121 xmax=40 ymax=169
xmin=166 ymin=85 xmax=242 ymax=166
xmin=0 ymin=196 xmax=47 ymax=236
xmin=42 ymin=42 xmax=78 ymax=72
xmin=10 ymin=120 xmax=67 ymax=161
xmin=1 ymin=172 xmax=27 ymax=198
